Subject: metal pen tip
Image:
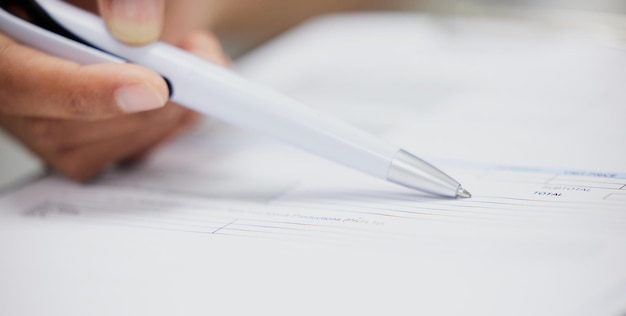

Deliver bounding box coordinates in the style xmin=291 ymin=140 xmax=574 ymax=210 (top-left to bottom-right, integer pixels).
xmin=457 ymin=187 xmax=472 ymax=198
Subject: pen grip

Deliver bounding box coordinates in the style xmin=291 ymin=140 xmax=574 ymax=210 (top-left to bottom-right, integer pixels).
xmin=21 ymin=0 xmax=403 ymax=179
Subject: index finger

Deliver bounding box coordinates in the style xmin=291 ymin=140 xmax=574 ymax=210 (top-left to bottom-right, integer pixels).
xmin=0 ymin=32 xmax=168 ymax=120
xmin=97 ymin=0 xmax=165 ymax=45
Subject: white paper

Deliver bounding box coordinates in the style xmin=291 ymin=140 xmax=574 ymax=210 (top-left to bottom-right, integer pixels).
xmin=1 ymin=13 xmax=626 ymax=316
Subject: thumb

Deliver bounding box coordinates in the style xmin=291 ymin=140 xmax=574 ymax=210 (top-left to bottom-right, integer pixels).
xmin=0 ymin=34 xmax=168 ymax=120
xmin=97 ymin=0 xmax=165 ymax=45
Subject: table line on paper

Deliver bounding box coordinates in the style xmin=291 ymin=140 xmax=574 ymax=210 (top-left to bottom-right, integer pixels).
xmin=279 ymin=192 xmax=625 ymax=213
xmin=19 ymin=201 xmax=410 ymax=240
xmin=271 ymin=199 xmax=626 ymax=231
xmin=211 ymin=219 xmax=239 ymax=234
xmin=26 ymin=200 xmax=575 ymax=245
xmin=36 ymin=190 xmax=626 ymax=233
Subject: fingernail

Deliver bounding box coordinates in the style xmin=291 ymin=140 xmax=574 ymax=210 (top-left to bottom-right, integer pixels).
xmin=115 ymin=84 xmax=166 ymax=113
xmin=105 ymin=0 xmax=163 ymax=45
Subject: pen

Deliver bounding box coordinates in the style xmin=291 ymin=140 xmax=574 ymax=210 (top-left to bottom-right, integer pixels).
xmin=0 ymin=0 xmax=471 ymax=198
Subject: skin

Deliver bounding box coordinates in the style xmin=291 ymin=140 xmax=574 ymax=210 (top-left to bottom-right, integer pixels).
xmin=0 ymin=0 xmax=227 ymax=181
xmin=0 ymin=0 xmax=394 ymax=182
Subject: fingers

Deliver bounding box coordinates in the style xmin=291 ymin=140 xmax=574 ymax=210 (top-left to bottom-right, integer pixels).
xmin=0 ymin=28 xmax=227 ymax=182
xmin=0 ymin=104 xmax=196 ymax=181
xmin=119 ymin=109 xmax=201 ymax=166
xmin=98 ymin=0 xmax=165 ymax=45
xmin=177 ymin=31 xmax=232 ymax=67
xmin=1 ymin=104 xmax=191 ymax=150
xmin=53 ymin=107 xmax=191 ymax=181
xmin=0 ymin=33 xmax=169 ymax=120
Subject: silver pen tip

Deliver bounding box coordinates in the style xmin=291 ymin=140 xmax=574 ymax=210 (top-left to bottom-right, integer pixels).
xmin=457 ymin=187 xmax=472 ymax=198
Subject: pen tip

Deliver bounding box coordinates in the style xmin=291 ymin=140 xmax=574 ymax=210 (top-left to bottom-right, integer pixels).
xmin=457 ymin=187 xmax=472 ymax=198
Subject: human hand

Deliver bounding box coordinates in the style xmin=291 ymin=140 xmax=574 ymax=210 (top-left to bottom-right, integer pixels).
xmin=0 ymin=0 xmax=229 ymax=181
xmin=94 ymin=0 xmax=216 ymax=45
xmin=96 ymin=0 xmax=165 ymax=45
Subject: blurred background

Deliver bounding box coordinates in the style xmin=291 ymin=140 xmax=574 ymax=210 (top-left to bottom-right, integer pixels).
xmin=205 ymin=0 xmax=626 ymax=58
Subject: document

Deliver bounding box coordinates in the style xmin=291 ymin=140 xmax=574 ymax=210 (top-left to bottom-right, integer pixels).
xmin=1 ymin=13 xmax=626 ymax=316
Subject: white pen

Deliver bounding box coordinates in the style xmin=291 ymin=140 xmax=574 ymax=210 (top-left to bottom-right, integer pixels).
xmin=0 ymin=0 xmax=471 ymax=198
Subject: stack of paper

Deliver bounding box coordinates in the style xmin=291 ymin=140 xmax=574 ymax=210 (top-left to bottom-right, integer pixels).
xmin=1 ymin=13 xmax=625 ymax=316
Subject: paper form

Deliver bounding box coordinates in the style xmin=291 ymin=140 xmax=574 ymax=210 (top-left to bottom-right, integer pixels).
xmin=1 ymin=13 xmax=626 ymax=316
xmin=3 ymin=149 xmax=625 ymax=246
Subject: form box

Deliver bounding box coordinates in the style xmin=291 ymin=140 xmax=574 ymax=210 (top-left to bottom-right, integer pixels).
xmin=547 ymin=175 xmax=626 ymax=190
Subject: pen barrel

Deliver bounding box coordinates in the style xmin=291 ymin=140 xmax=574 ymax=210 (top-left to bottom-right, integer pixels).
xmin=161 ymin=46 xmax=399 ymax=179
xmin=28 ymin=0 xmax=466 ymax=196
xmin=0 ymin=4 xmax=123 ymax=65
xmin=33 ymin=0 xmax=400 ymax=179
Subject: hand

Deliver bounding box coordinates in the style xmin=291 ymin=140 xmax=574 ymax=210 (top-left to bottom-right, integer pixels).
xmin=94 ymin=0 xmax=216 ymax=45
xmin=97 ymin=0 xmax=165 ymax=45
xmin=0 ymin=0 xmax=229 ymax=181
